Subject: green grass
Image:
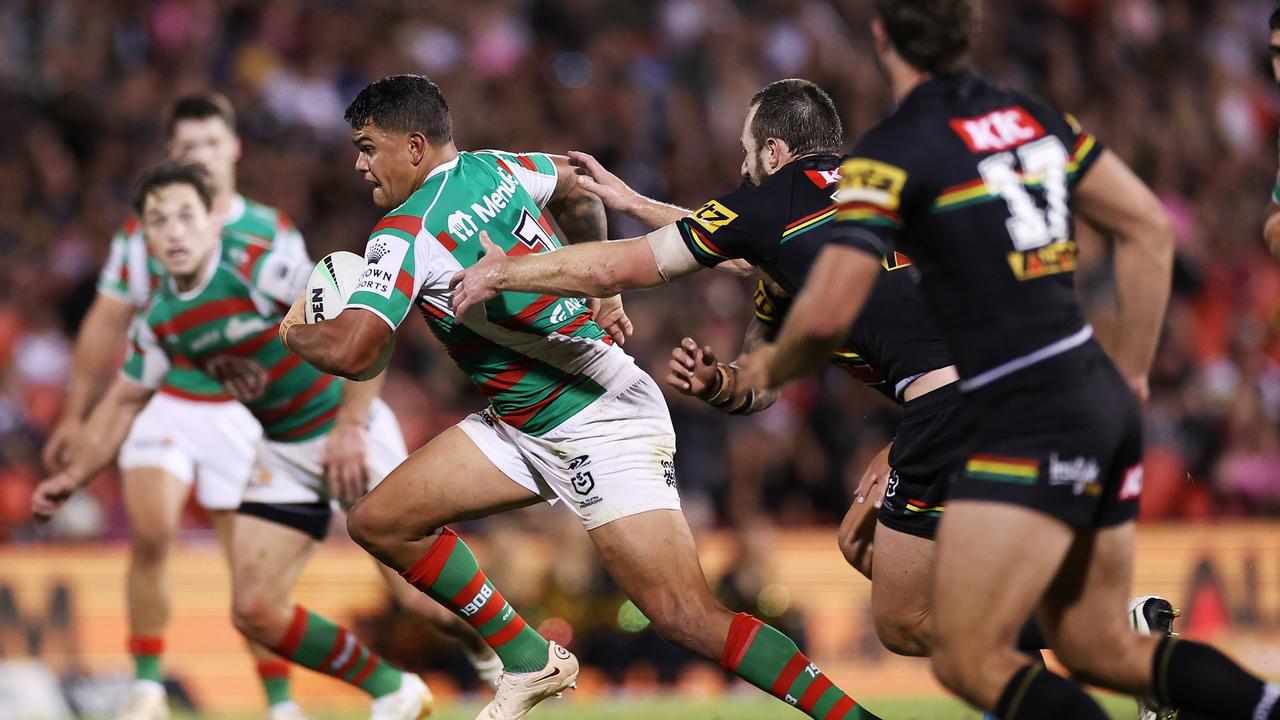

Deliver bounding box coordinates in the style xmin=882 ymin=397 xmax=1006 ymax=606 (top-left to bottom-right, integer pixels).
xmin=184 ymin=693 xmax=1141 ymax=719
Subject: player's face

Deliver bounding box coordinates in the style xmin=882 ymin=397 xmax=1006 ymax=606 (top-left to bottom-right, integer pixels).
xmin=169 ymin=118 xmax=240 ymax=198
xmin=1271 ymin=29 xmax=1280 ymax=83
xmin=141 ymin=184 xmax=219 ymax=280
xmin=352 ymin=121 xmax=419 ymax=209
xmin=740 ymin=108 xmax=768 ymax=187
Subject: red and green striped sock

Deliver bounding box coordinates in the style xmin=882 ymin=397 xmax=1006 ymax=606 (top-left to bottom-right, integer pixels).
xmin=128 ymin=636 xmax=164 ymax=684
xmin=402 ymin=528 xmax=550 ymax=674
xmin=256 ymin=660 xmax=293 ymax=707
xmin=721 ymin=613 xmax=880 ymax=720
xmin=271 ymin=605 xmax=403 ymax=699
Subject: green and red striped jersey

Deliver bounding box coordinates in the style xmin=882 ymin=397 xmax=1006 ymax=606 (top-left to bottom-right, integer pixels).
xmin=99 ymin=194 xmax=307 ymax=399
xmin=122 ymin=238 xmax=342 ymax=442
xmin=346 ymin=150 xmax=642 ymax=437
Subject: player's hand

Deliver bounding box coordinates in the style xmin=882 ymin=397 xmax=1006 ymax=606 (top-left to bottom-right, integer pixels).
xmin=279 ymin=290 xmax=307 ymax=351
xmin=733 ymin=344 xmax=777 ymax=401
xmin=449 ymin=232 xmax=508 ymax=317
xmin=714 ymin=259 xmax=757 ymax=278
xmin=41 ymin=417 xmax=82 ymax=472
xmin=667 ymin=337 xmax=719 ymax=397
xmin=32 ymin=473 xmax=78 ymax=523
xmin=589 ymin=295 xmax=633 ymax=345
xmin=568 ymin=151 xmax=638 ymax=213
xmin=322 ymin=420 xmax=369 ymax=507
xmin=855 ymin=442 xmax=892 ymax=508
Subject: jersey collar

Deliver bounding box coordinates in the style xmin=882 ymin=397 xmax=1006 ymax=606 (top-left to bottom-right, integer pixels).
xmin=169 ymin=239 xmax=222 ymax=301
xmin=426 ymin=157 xmax=459 ymax=181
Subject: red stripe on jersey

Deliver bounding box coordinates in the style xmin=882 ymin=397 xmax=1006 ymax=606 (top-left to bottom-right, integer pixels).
xmin=238 ymin=243 xmax=268 ymax=278
xmin=275 ymin=605 xmax=309 ymax=657
xmin=320 ymin=628 xmax=351 ymax=673
xmin=469 ymin=588 xmax=507 ymax=628
xmin=157 ymin=385 xmax=233 ymax=402
xmin=495 ymin=158 xmax=514 ymax=175
xmin=122 ymin=216 xmax=140 ymax=235
xmin=536 ymin=212 xmax=555 ymax=238
xmin=449 ymin=572 xmax=488 ymax=613
xmin=771 ymin=653 xmax=808 ymax=697
xmin=394 ymin=268 xmax=416 ymax=299
xmin=402 ymin=528 xmax=459 ymax=589
xmin=349 ymin=655 xmax=377 ymax=687
xmin=824 ymin=697 xmax=857 ymax=720
xmin=157 ymin=298 xmax=260 ymax=337
xmin=267 ymin=352 xmax=304 ymax=382
xmin=689 ymin=227 xmax=728 ymax=258
xmin=477 ymin=357 xmax=539 ymax=398
xmin=436 ymin=230 xmax=458 ymax=252
xmin=486 ymin=615 xmax=528 ymax=647
xmin=374 ymin=214 xmax=423 ymax=237
xmin=499 ymin=295 xmax=557 ymax=329
xmin=516 ymin=154 xmax=538 ymax=172
xmin=555 ymin=311 xmax=593 ymax=337
xmin=277 ymin=213 xmax=295 ymax=234
xmin=786 ymin=204 xmax=837 ymax=230
xmin=334 ymin=639 xmax=365 ymax=678
xmin=170 ymin=354 xmax=197 ymax=369
xmin=498 ymin=375 xmax=575 ymax=429
xmin=274 ymin=404 xmax=339 ymax=440
xmin=798 ymin=675 xmax=833 ymax=713
xmin=225 ymin=326 xmax=280 ymax=358
xmin=257 ymin=374 xmax=337 ymax=422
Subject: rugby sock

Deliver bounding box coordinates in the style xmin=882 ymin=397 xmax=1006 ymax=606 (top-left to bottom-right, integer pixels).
xmin=720 ymin=612 xmax=879 ymax=719
xmin=128 ymin=636 xmax=164 ymax=684
xmin=401 ymin=527 xmax=550 ymax=673
xmin=994 ymin=664 xmax=1108 ymax=719
xmin=1151 ymin=636 xmax=1280 ymax=719
xmin=255 ymin=660 xmax=293 ymax=707
xmin=271 ymin=605 xmax=403 ymax=698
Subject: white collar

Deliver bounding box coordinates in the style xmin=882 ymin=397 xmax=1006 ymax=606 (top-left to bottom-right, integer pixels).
xmin=169 ymin=239 xmax=222 ymax=301
xmin=219 ymin=194 xmax=247 ymax=226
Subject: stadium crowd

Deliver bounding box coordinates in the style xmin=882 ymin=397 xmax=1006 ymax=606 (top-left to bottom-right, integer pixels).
xmin=1 ymin=0 xmax=1278 ymax=544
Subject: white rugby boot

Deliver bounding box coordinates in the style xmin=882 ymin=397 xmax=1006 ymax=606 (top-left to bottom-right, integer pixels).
xmin=370 ymin=672 xmax=434 ymax=720
xmin=1129 ymin=595 xmax=1181 ymax=720
xmin=113 ymin=680 xmax=169 ymax=720
xmin=266 ymin=701 xmax=308 ymax=720
xmin=473 ymin=642 xmax=579 ymax=720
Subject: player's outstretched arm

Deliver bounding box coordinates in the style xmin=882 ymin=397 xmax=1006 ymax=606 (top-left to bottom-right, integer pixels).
xmin=42 ymin=293 xmax=134 ymax=471
xmin=33 ymin=377 xmax=153 ymax=522
xmin=1074 ymin=149 xmax=1174 ymax=403
xmin=281 ymin=297 xmax=394 ymax=381
xmin=567 ymin=151 xmax=691 ymax=230
xmin=736 ymin=244 xmax=881 ymax=393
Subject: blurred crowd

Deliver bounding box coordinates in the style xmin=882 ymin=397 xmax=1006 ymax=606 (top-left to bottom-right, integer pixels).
xmin=2 ymin=0 xmax=1280 ymax=548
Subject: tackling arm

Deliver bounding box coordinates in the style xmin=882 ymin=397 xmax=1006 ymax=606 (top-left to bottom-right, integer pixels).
xmin=1074 ymin=149 xmax=1174 ymax=401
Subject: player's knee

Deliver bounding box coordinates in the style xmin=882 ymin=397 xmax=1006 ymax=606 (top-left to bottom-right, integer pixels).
xmin=129 ymin=524 xmax=176 ymax=566
xmin=345 ymin=497 xmax=388 ymax=552
xmin=838 ymin=531 xmax=873 ymax=579
xmin=231 ymin=589 xmax=282 ymax=643
xmin=1052 ymin=627 xmax=1134 ymax=686
xmin=644 ymin=592 xmax=717 ymax=650
xmin=874 ymin=610 xmax=931 ymax=657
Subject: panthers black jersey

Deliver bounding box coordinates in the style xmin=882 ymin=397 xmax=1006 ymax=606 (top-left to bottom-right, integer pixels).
xmin=832 ymin=72 xmax=1105 ymax=384
xmin=674 ymin=154 xmax=952 ymax=401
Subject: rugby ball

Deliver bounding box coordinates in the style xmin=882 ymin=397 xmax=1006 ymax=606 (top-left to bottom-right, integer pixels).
xmin=305 ymin=251 xmax=366 ymax=324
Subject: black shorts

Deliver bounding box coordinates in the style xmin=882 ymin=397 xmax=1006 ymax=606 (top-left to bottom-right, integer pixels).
xmin=237 ymin=501 xmax=333 ymax=541
xmin=949 ymin=341 xmax=1143 ymax=528
xmin=878 ymin=382 xmax=965 ymax=540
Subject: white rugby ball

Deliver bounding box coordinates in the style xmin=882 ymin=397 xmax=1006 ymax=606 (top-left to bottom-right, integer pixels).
xmin=305 ymin=250 xmax=366 ymax=324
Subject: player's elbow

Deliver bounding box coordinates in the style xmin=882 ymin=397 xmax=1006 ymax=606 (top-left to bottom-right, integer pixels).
xmin=327 ymin=339 xmax=384 ymax=380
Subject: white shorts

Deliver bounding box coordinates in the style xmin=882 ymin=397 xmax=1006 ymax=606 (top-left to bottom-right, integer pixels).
xmin=240 ymin=397 xmax=408 ymax=506
xmin=457 ymin=375 xmax=681 ymax=530
xmin=118 ymin=392 xmax=262 ymax=510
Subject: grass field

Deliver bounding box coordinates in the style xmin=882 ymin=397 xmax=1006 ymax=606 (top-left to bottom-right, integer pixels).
xmin=185 ymin=694 xmax=1141 ymax=719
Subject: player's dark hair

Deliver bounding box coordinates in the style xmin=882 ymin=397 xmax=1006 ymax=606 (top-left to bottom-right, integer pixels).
xmin=132 ymin=162 xmax=214 ymax=214
xmin=872 ymin=0 xmax=976 ymax=75
xmin=166 ymin=92 xmax=237 ymax=137
xmin=748 ymin=79 xmax=843 ymax=156
xmin=345 ymin=74 xmax=453 ymax=144
xmin=1270 ymin=6 xmax=1280 ymax=31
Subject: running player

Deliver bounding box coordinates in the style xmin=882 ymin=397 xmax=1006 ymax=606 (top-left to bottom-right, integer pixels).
xmin=736 ymin=2 xmax=1280 ymax=718
xmin=39 ymin=93 xmax=308 ymax=719
xmin=33 ymin=163 xmax=437 ymax=720
xmin=281 ymin=75 xmax=881 ymax=720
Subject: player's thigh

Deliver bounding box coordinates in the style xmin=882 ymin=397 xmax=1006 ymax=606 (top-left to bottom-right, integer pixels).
xmin=933 ymin=500 xmax=1075 ymax=652
xmin=870 ymin=522 xmax=935 ymax=655
xmin=122 ymin=467 xmax=190 ymax=551
xmin=187 ymin=401 xmax=260 ymax=511
xmin=1037 ymin=521 xmax=1152 ymax=690
xmin=230 ymin=513 xmax=317 ymax=610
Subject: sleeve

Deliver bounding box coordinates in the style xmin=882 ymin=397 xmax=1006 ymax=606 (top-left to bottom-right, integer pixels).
xmin=1063 ymin=112 xmax=1105 ymax=189
xmin=345 ymin=213 xmax=453 ymax=330
xmin=478 ymin=150 xmax=558 ymax=209
xmin=247 ymin=249 xmax=312 ymax=306
xmin=673 ymin=185 xmax=776 ymax=268
xmin=97 ymin=226 xmax=140 ymax=305
xmin=271 ymin=213 xmax=310 ymax=261
xmin=752 ymin=279 xmax=792 ymax=329
xmin=120 ymin=317 xmax=170 ymax=390
xmin=831 ymin=144 xmax=906 ymax=259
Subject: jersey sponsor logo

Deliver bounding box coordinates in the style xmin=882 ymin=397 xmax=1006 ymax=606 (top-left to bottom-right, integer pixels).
xmin=1047 ymin=453 xmax=1101 ymax=496
xmin=447 ymin=210 xmax=478 ymax=240
xmin=548 ymin=297 xmax=586 ymax=324
xmin=358 ymin=235 xmax=409 ymax=298
xmin=662 ymin=459 xmax=676 ymax=488
xmin=837 ymin=159 xmax=907 ymax=210
xmin=949 ymin=106 xmax=1046 ymax=153
xmin=470 ymin=169 xmax=521 ymax=224
xmin=1119 ymin=464 xmax=1144 ymax=501
xmin=1006 ymin=239 xmax=1077 ymax=281
xmin=690 ymin=200 xmax=739 ymax=233
xmin=804 ymin=168 xmax=841 ymax=188
xmin=224 ymin=316 xmax=271 ymax=343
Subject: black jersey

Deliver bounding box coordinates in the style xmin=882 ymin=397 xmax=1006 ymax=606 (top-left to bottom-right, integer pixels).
xmin=832 ymin=72 xmax=1106 ymax=385
xmin=674 ymin=154 xmax=952 ymax=401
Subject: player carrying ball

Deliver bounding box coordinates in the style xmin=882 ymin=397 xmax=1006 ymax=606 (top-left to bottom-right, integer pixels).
xmin=281 ymin=75 xmax=882 ymax=720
